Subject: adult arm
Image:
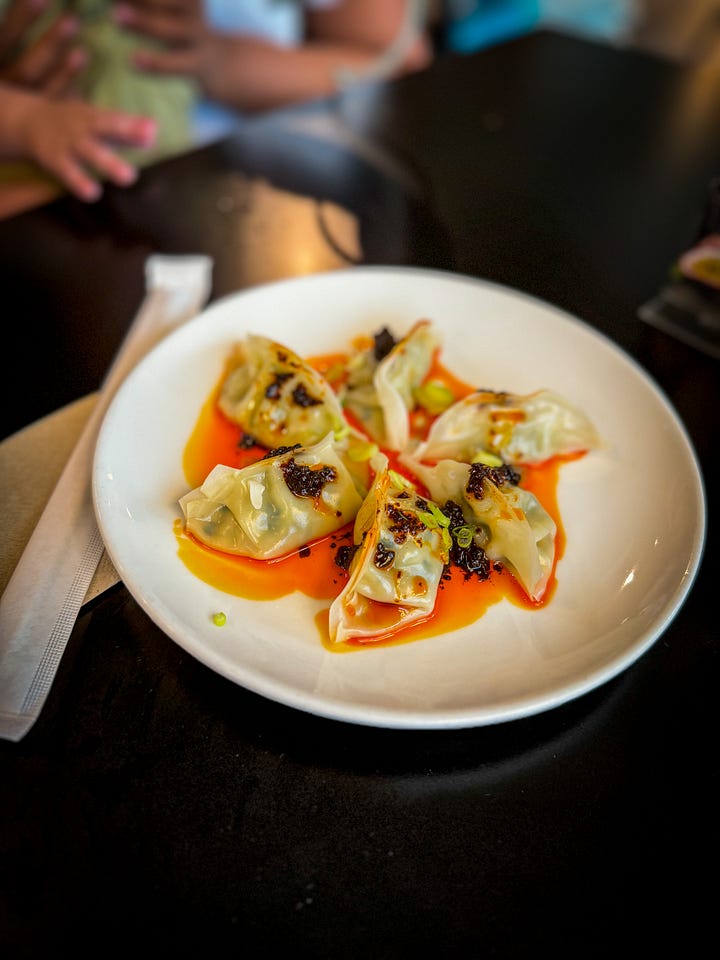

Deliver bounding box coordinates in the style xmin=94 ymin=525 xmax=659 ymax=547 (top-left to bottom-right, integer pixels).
xmin=0 ymin=0 xmax=88 ymax=96
xmin=114 ymin=0 xmax=433 ymax=112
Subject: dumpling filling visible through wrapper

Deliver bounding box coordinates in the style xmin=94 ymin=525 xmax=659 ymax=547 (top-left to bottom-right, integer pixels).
xmin=180 ymin=433 xmax=364 ymax=560
xmin=404 ymin=456 xmax=556 ymax=603
xmin=218 ymin=333 xmax=347 ymax=450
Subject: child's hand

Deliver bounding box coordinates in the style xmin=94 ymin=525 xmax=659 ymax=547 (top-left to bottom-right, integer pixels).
xmin=21 ymin=96 xmax=157 ymax=201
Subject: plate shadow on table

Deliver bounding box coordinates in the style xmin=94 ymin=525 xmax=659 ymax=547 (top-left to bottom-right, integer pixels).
xmin=22 ymin=579 xmax=648 ymax=783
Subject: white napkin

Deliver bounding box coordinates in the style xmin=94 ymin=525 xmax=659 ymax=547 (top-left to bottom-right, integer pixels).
xmin=0 ymin=254 xmax=213 ymax=742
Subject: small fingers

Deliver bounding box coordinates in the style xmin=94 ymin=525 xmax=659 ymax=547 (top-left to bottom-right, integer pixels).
xmin=113 ymin=2 xmax=199 ymax=46
xmin=52 ymin=136 xmax=139 ymax=202
xmin=77 ymin=138 xmax=138 ymax=187
xmin=92 ymin=111 xmax=158 ymax=147
xmin=51 ymin=152 xmax=103 ymax=203
xmin=30 ymin=99 xmax=158 ymax=201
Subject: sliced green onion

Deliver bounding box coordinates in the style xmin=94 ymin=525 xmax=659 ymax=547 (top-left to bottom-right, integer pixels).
xmin=441 ymin=528 xmax=453 ymax=555
xmin=346 ymin=439 xmax=379 ymax=462
xmin=414 ymin=381 xmax=455 ymax=415
xmin=472 ymin=450 xmax=504 ymax=467
xmin=453 ymin=525 xmax=473 ymax=549
xmin=419 ymin=502 xmax=450 ymax=529
xmin=389 ymin=469 xmax=412 ymax=490
xmin=427 ymin=502 xmax=450 ymax=527
xmin=418 ymin=511 xmax=438 ymax=529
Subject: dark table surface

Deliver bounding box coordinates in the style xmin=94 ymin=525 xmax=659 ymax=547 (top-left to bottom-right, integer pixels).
xmin=1 ymin=29 xmax=718 ymax=957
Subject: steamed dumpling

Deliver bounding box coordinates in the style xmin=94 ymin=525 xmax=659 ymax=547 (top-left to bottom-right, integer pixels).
xmin=341 ymin=320 xmax=440 ymax=451
xmin=411 ymin=388 xmax=600 ymax=466
xmin=404 ymin=456 xmax=556 ymax=602
xmin=180 ymin=433 xmax=364 ymax=559
xmin=328 ymin=455 xmax=449 ymax=644
xmin=218 ymin=334 xmax=347 ymax=449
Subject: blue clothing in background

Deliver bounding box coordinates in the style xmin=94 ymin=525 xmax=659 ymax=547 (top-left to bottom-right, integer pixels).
xmin=445 ymin=0 xmax=540 ymax=52
xmin=444 ymin=0 xmax=638 ymax=53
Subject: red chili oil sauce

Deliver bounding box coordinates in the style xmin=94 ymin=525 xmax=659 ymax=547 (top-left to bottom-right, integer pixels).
xmin=176 ymin=352 xmax=575 ymax=651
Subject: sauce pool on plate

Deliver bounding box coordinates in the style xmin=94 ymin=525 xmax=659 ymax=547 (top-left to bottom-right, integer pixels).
xmin=176 ymin=353 xmax=571 ymax=651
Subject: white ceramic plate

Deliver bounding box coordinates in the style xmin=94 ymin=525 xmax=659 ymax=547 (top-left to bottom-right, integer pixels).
xmin=93 ymin=267 xmax=706 ymax=729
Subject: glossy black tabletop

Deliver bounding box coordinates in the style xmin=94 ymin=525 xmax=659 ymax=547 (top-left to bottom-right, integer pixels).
xmin=1 ymin=30 xmax=718 ymax=957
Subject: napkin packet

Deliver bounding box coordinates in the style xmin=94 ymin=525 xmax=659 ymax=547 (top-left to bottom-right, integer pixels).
xmin=0 ymin=255 xmax=213 ymax=742
xmin=638 ymin=178 xmax=720 ymax=360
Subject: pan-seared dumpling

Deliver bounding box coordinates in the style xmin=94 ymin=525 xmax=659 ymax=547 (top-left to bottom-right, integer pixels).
xmin=341 ymin=320 xmax=440 ymax=451
xmin=218 ymin=334 xmax=347 ymax=449
xmin=404 ymin=456 xmax=556 ymax=602
xmin=180 ymin=433 xmax=364 ymax=559
xmin=328 ymin=455 xmax=450 ymax=644
xmin=410 ymin=388 xmax=600 ymax=466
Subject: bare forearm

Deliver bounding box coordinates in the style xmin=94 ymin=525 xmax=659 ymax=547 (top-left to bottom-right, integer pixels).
xmin=118 ymin=0 xmax=433 ymax=113
xmin=201 ymin=33 xmax=430 ymax=112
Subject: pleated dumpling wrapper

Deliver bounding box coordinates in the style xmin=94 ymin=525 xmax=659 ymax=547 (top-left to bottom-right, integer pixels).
xmin=340 ymin=320 xmax=440 ymax=452
xmin=410 ymin=388 xmax=600 ymax=467
xmin=180 ymin=433 xmax=364 ymax=560
xmin=329 ymin=454 xmax=450 ymax=644
xmin=403 ymin=456 xmax=556 ymax=603
xmin=219 ymin=334 xmax=348 ymax=450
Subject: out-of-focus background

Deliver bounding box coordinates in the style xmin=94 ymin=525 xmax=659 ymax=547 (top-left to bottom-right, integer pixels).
xmin=630 ymin=0 xmax=720 ymax=62
xmin=430 ymin=0 xmax=720 ymax=64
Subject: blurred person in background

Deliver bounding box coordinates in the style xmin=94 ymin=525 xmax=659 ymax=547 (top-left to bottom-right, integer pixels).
xmin=0 ymin=0 xmax=432 ymax=213
xmin=112 ymin=0 xmax=434 ymax=145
